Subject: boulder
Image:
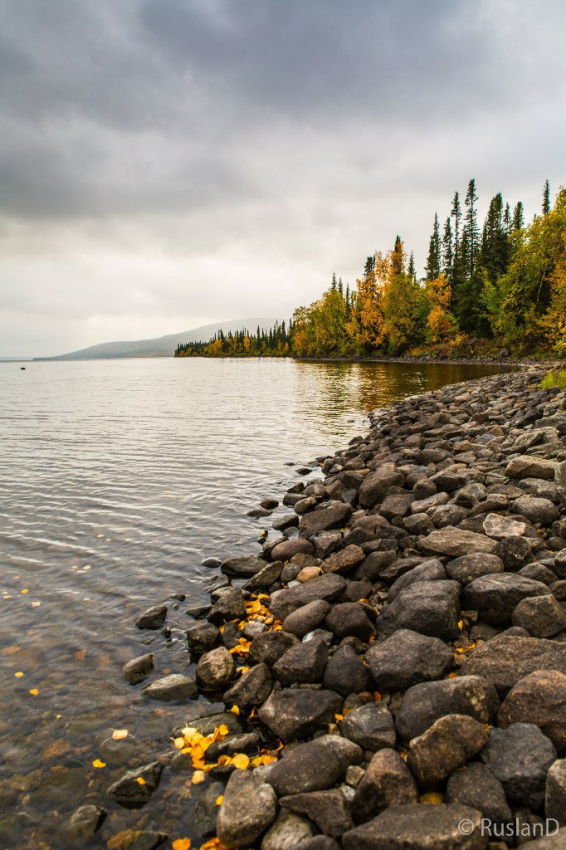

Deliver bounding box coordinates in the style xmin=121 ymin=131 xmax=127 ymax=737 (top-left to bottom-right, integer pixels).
xmin=141 ymin=674 xmax=197 ymax=701
xmin=339 ymin=702 xmax=396 ymax=751
xmin=299 ymin=503 xmax=353 ymax=538
xmin=498 ymin=670 xmax=566 ymax=753
xmin=377 ymin=580 xmax=461 ymax=642
xmin=258 ymin=689 xmax=342 ymax=742
xmin=272 ymin=538 xmax=315 ymax=562
xmin=244 ymin=561 xmax=283 ymax=590
xmin=480 ymin=723 xmax=556 ymax=809
xmin=446 ymin=762 xmax=512 ymax=825
xmin=421 ymin=527 xmax=498 ymax=558
xmin=323 ymin=645 xmax=373 ymax=696
xmin=445 ymin=554 xmax=504 ymax=585
xmin=223 ymin=663 xmax=272 ymax=709
xmin=554 ymin=549 xmax=566 ymax=579
xmin=395 ymin=676 xmax=499 ymax=742
xmin=280 ymin=790 xmax=354 ymax=839
xmin=359 ymin=463 xmax=405 ymax=508
xmin=325 ymin=603 xmax=376 ymax=641
xmin=123 ymin=653 xmax=154 ymax=685
xmin=386 ymin=559 xmax=446 ymax=602
xmin=135 ymin=605 xmax=167 ymax=630
xmin=506 ymin=456 xmax=557 ymax=481
xmin=407 ymin=714 xmax=489 ymax=787
xmin=61 ymin=805 xmax=107 ymax=845
xmin=511 ymin=594 xmax=566 ymax=637
xmin=107 ymin=762 xmax=164 ymax=809
xmin=249 ymin=631 xmax=300 ymax=667
xmin=342 ymin=803 xmax=486 ymax=850
xmin=208 ymin=588 xmax=247 ymax=625
xmin=186 ymin=622 xmax=219 ymax=656
xmin=282 ymin=600 xmax=331 ymax=638
xmin=261 ymin=810 xmax=314 ymax=850
xmin=196 ymin=647 xmax=236 ymax=691
xmin=217 ymin=768 xmax=278 ymax=848
xmin=461 ymin=635 xmax=566 ymax=696
xmin=221 ymin=555 xmax=266 ymax=577
xmin=482 ymin=513 xmax=527 ymax=539
xmin=462 ymin=574 xmax=550 ymax=626
xmin=365 ymin=629 xmax=453 ymax=693
xmin=269 ymin=574 xmax=347 ymax=621
xmin=322 ymin=545 xmax=366 ymax=575
xmin=545 ymin=759 xmax=566 ymax=827
xmin=273 ymin=635 xmax=328 ymax=685
xmin=351 ymin=749 xmax=418 ymax=824
xmin=513 ymin=496 xmax=560 ymax=526
xmin=266 ymin=739 xmax=344 ymax=797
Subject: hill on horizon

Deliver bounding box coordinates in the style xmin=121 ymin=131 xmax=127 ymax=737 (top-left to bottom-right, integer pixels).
xmin=38 ymin=318 xmax=282 ymax=360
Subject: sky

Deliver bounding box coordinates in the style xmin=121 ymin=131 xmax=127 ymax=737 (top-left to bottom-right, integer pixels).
xmin=1 ymin=0 xmax=565 ymax=356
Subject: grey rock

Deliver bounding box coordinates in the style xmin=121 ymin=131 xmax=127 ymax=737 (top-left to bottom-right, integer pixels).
xmin=61 ymin=804 xmax=107 ymax=844
xmin=366 ymin=629 xmax=453 ymax=693
xmin=141 ymin=674 xmax=197 ymax=701
xmin=196 ymin=647 xmax=236 ymax=691
xmin=340 ymin=702 xmax=396 ymax=751
xmin=352 ymin=748 xmax=418 ymax=824
xmin=273 ymin=635 xmax=328 ymax=685
xmin=299 ymin=503 xmax=353 ymax=538
xmin=324 ymin=645 xmax=373 ymax=697
xmin=513 ymin=496 xmax=560 ymax=526
xmin=244 ymin=561 xmax=283 ymax=590
xmin=221 ymin=555 xmax=266 ymax=577
xmin=223 ymin=663 xmax=272 ymax=709
xmin=269 ymin=574 xmax=347 ymax=621
xmin=506 ymin=456 xmax=557 ymax=481
xmin=461 ymin=635 xmax=566 ymax=695
xmin=518 ymin=828 xmax=566 ymax=848
xmin=407 ymin=714 xmax=489 ymax=787
xmin=387 ymin=559 xmax=446 ymax=602
xmin=359 ymin=463 xmax=405 ymax=508
xmin=553 ymin=549 xmax=566 ymax=579
xmin=512 ymin=594 xmax=566 ymax=637
xmin=266 ymin=739 xmax=344 ymax=797
xmin=421 ymin=527 xmax=498 ymax=557
xmin=135 ymin=605 xmax=167 ymax=630
xmin=395 ymin=675 xmax=499 ymax=742
xmin=445 ymin=553 xmax=504 ymax=585
xmin=258 ymin=689 xmax=343 ymax=742
xmin=261 ymin=810 xmax=314 ymax=850
xmin=498 ymin=670 xmax=566 ymax=752
xmin=123 ymin=653 xmax=154 ymax=685
xmin=107 ymin=761 xmax=164 ymax=809
xmin=186 ymin=622 xmax=219 ymax=656
xmin=342 ymin=803 xmax=486 ymax=850
xmin=480 ymin=723 xmax=556 ymax=809
xmin=273 ymin=514 xmax=299 ymax=532
xmin=249 ymin=630 xmax=300 ymax=667
xmin=325 ymin=603 xmax=376 ymax=641
xmin=446 ymin=762 xmax=512 ymax=824
xmin=379 ymin=493 xmax=415 ymax=520
xmin=322 ymin=545 xmax=366 ymax=575
xmin=377 ymin=580 xmax=461 ymax=642
xmin=462 ymin=574 xmax=550 ymax=626
xmin=208 ymin=588 xmax=247 ymax=624
xmin=206 ymin=732 xmax=262 ymax=761
xmin=545 ymin=759 xmax=566 ymax=827
xmin=193 ymin=780 xmax=225 ymax=837
xmin=280 ymin=789 xmax=354 ymax=839
xmin=483 ymin=513 xmax=527 ymax=539
xmin=217 ymin=768 xmax=278 ymax=848
xmin=272 ymin=538 xmax=315 ymax=562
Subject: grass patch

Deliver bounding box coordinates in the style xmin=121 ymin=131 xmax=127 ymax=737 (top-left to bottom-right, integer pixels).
xmin=541 ymin=369 xmax=566 ymax=390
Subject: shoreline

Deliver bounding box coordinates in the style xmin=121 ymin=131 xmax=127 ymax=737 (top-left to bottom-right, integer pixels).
xmin=81 ymin=364 xmax=566 ymax=848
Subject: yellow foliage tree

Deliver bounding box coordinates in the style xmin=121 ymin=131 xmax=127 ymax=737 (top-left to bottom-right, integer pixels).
xmin=425 ymin=274 xmax=456 ymax=343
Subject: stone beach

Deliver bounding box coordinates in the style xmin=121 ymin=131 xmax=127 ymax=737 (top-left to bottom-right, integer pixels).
xmin=82 ymin=365 xmax=566 ymax=848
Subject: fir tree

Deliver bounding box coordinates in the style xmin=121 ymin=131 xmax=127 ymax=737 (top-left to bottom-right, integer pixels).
xmin=513 ymin=201 xmax=524 ymax=232
xmin=543 ymin=179 xmax=551 ymax=215
xmin=425 ymin=213 xmax=442 ymax=280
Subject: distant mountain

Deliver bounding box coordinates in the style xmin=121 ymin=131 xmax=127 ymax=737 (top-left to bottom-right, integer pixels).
xmin=39 ymin=318 xmax=282 ymax=360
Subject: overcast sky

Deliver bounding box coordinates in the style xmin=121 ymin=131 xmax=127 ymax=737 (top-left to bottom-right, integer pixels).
xmin=1 ymin=0 xmax=565 ymax=356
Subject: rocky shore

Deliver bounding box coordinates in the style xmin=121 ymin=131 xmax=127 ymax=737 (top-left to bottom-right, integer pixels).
xmin=76 ymin=365 xmax=566 ymax=849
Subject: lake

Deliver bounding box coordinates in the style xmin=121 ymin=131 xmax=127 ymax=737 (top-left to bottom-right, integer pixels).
xmin=0 ymin=357 xmax=514 ymax=847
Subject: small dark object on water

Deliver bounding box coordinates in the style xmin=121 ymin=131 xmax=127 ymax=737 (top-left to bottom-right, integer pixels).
xmin=21 ymin=367 xmax=25 ymax=370
xmin=297 ymin=467 xmax=313 ymax=476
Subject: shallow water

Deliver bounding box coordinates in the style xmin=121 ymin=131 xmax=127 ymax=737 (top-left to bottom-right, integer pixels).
xmin=0 ymin=357 xmax=513 ymax=847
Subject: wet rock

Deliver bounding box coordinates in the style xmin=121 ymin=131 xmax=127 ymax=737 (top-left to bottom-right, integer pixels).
xmin=107 ymin=761 xmax=164 ymax=809
xmin=498 ymin=670 xmax=566 ymax=752
xmin=445 ymin=553 xmax=504 ymax=585
xmin=221 ymin=555 xmax=266 ymax=577
xmin=352 ymin=748 xmax=418 ymax=824
xmin=141 ymin=674 xmax=197 ymax=701
xmin=176 ymin=710 xmax=243 ymax=738
xmin=196 ymin=647 xmax=236 ymax=691
xmin=545 ymin=759 xmax=566 ymax=827
xmin=283 ymin=600 xmax=331 ymax=638
xmin=340 ymin=702 xmax=396 ymax=751
xmin=207 ymin=732 xmax=262 ymax=761
xmin=462 ymin=574 xmax=550 ymax=626
xmin=295 ymin=496 xmax=319 ymax=514
xmin=99 ymin=735 xmax=148 ymax=768
xmin=506 ymin=456 xmax=557 ymax=481
xmin=299 ymin=502 xmax=353 ymax=538
xmin=123 ymin=653 xmax=154 ymax=685
xmin=407 ymin=714 xmax=489 ymax=787
xmin=208 ymin=588 xmax=247 ymax=624
xmin=244 ymin=561 xmax=283 ymax=590
xmin=342 ymin=803 xmax=485 ymax=850
xmin=193 ymin=780 xmax=225 ymax=837
xmin=262 ymin=499 xmax=280 ymax=510
xmin=272 ymin=538 xmax=315 ymax=562
xmin=480 ymin=723 xmax=556 ymax=809
xmin=223 ymin=663 xmax=272 ymax=709
xmin=186 ymin=622 xmax=219 ymax=656
xmin=261 ymin=810 xmax=314 ymax=850
xmin=323 ymin=645 xmax=373 ymax=696
xmin=202 ymin=557 xmax=223 ymax=569
xmin=511 ymin=594 xmax=566 ymax=637
xmin=217 ymin=768 xmax=278 ymax=848
xmin=61 ymin=804 xmax=107 ymax=845
xmin=377 ymin=580 xmax=460 ymax=642
xmin=461 ymin=635 xmax=566 ymax=695
xmin=513 ymin=496 xmax=560 ymax=526
xmin=325 ymin=603 xmax=376 ymax=641
xmin=323 ymin=545 xmax=366 ymax=575
xmin=446 ymin=762 xmax=512 ymax=825
xmin=269 ymin=574 xmax=347 ymax=621
xmin=249 ymin=630 xmax=300 ymax=667
xmin=273 ymin=514 xmax=299 ymax=532
xmin=280 ymin=789 xmax=354 ymax=838
xmin=273 ymin=635 xmax=328 ymax=685
xmin=365 ymin=629 xmax=453 ymax=693
xmin=483 ymin=513 xmax=527 ymax=539
xmin=395 ymin=676 xmax=499 ymax=742
xmin=258 ymin=689 xmax=342 ymax=742
xmin=105 ymin=830 xmax=167 ymax=850
xmin=135 ymin=605 xmax=167 ymax=630
xmin=421 ymin=527 xmax=498 ymax=557
xmin=266 ymin=739 xmax=344 ymax=797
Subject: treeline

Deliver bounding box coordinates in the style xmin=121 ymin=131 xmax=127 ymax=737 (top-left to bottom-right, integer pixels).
xmin=175 ymin=179 xmax=566 ymax=359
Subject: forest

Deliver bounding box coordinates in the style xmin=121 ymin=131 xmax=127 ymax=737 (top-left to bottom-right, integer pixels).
xmin=175 ymin=180 xmax=566 ymax=360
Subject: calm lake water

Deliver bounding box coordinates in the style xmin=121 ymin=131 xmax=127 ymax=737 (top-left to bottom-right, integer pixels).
xmin=0 ymin=357 xmax=513 ymax=847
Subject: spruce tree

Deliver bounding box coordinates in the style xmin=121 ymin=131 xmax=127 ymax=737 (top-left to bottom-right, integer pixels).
xmin=442 ymin=217 xmax=453 ymax=280
xmin=543 ymin=179 xmax=551 ymax=215
xmin=425 ymin=213 xmax=442 ymax=280
xmin=513 ymin=201 xmax=524 ymax=232
xmin=331 ymin=273 xmax=337 ymax=290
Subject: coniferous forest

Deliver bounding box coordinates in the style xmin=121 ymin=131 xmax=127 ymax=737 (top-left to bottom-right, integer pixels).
xmin=175 ymin=180 xmax=566 ymax=360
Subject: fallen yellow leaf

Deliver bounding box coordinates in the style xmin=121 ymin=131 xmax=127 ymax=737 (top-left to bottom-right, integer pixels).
xmin=21 ymin=589 xmax=29 ymax=594
xmin=136 ymin=777 xmax=147 ymax=785
xmin=192 ymin=770 xmax=206 ymax=784
xmin=218 ymin=724 xmax=229 ymax=736
xmin=230 ymin=705 xmax=240 ymax=715
xmin=231 ymin=753 xmax=250 ymax=770
xmin=92 ymin=759 xmax=106 ymax=769
xmin=14 ymin=672 xmax=24 ymax=678
xmin=29 ymin=688 xmax=39 ymax=696
xmin=215 ymin=795 xmax=224 ymax=806
xmin=112 ymin=729 xmax=128 ymax=740
xmin=172 ymin=840 xmax=191 ymax=850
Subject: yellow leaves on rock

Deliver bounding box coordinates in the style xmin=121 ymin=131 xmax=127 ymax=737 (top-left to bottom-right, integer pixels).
xmin=218 ymin=724 xmax=229 ymax=736
xmin=215 ymin=796 xmax=224 ymax=806
xmin=112 ymin=729 xmax=128 ymax=740
xmin=229 ymin=638 xmax=251 ymax=657
xmin=92 ymin=759 xmax=106 ymax=769
xmin=199 ymin=839 xmax=229 ymax=850
xmin=29 ymin=688 xmax=39 ymax=696
xmin=135 ymin=777 xmax=146 ymax=785
xmin=420 ymin=792 xmax=444 ymax=804
xmin=172 ymin=840 xmax=192 ymax=850
xmin=229 ymin=705 xmax=240 ymax=716
xmin=192 ymin=771 xmax=206 ymax=784
xmin=231 ymin=753 xmax=250 ymax=770
xmin=14 ymin=671 xmax=24 ymax=678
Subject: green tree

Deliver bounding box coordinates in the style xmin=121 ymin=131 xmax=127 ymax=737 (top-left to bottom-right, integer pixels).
xmin=425 ymin=213 xmax=442 ymax=281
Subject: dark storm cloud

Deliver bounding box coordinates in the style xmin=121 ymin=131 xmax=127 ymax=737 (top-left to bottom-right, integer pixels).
xmin=0 ymin=0 xmax=565 ymax=355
